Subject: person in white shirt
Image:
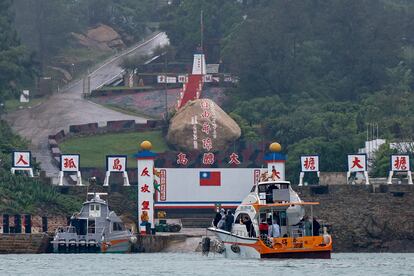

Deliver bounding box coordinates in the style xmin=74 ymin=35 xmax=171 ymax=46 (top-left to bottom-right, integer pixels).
xmin=268 ymin=219 xmax=280 ymax=238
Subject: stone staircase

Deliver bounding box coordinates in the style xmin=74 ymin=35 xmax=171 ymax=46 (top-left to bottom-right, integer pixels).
xmin=0 ymin=234 xmax=50 ymax=254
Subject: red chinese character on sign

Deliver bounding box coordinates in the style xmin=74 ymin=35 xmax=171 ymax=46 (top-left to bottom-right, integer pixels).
xmin=304 ymin=157 xmax=316 ymax=170
xmin=228 ymin=152 xmax=241 ymax=165
xmin=141 ymin=167 xmax=150 ymax=177
xmin=201 ymin=110 xmax=210 ymax=118
xmin=394 ymin=156 xmax=407 ymax=170
xmin=16 ymin=154 xmax=28 ymax=165
xmin=64 ymin=158 xmax=77 ymax=169
xmin=272 ymin=165 xmax=281 ymax=179
xmin=142 ymin=201 xmax=150 ymax=210
xmin=201 ymin=122 xmax=211 ymax=135
xmin=141 ymin=184 xmax=150 ymax=193
xmin=202 ymin=138 xmax=213 ymax=151
xmin=200 ymin=101 xmax=210 ymax=109
xmin=176 ymin=152 xmax=189 ymax=165
xmin=112 ymin=158 xmax=122 ymax=171
xmin=202 ymin=153 xmax=215 ymax=165
xmin=351 ymin=157 xmax=363 ymax=169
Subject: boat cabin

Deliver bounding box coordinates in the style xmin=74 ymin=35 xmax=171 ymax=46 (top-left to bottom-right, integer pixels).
xmin=257 ymin=181 xmax=291 ymax=204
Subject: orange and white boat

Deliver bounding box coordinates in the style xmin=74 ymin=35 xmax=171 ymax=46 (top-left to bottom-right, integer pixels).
xmin=208 ymin=176 xmax=332 ymax=259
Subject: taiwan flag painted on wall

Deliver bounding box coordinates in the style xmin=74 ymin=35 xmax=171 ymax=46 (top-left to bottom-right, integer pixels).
xmin=199 ymin=171 xmax=221 ymax=186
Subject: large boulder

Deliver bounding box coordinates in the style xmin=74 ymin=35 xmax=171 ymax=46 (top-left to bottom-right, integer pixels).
xmin=167 ymin=99 xmax=241 ymax=151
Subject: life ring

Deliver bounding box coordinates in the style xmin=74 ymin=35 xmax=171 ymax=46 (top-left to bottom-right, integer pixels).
xmin=230 ymin=244 xmax=241 ymax=253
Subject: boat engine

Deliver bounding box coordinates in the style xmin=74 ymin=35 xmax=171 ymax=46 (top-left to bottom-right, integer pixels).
xmin=201 ymin=237 xmax=210 ymax=256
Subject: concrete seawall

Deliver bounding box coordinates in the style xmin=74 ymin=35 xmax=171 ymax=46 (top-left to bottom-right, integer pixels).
xmin=296 ymin=184 xmax=414 ymax=252
xmin=0 ymin=234 xmax=50 ymax=254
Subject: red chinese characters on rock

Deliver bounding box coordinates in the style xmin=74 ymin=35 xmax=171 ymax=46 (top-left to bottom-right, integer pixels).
xmin=202 ymin=138 xmax=213 ymax=151
xmin=201 ymin=122 xmax=211 ymax=135
xmin=140 ymin=184 xmax=150 ymax=193
xmin=112 ymin=158 xmax=122 ymax=171
xmin=394 ymin=156 xmax=407 ymax=170
xmin=200 ymin=101 xmax=210 ymax=109
xmin=228 ymin=152 xmax=241 ymax=165
xmin=351 ymin=157 xmax=363 ymax=169
xmin=176 ymin=152 xmax=189 ymax=165
xmin=16 ymin=155 xmax=28 ymax=165
xmin=202 ymin=153 xmax=215 ymax=165
xmin=303 ymin=157 xmax=316 ymax=170
xmin=64 ymin=158 xmax=77 ymax=169
xmin=142 ymin=201 xmax=150 ymax=210
xmin=201 ymin=110 xmax=210 ymax=118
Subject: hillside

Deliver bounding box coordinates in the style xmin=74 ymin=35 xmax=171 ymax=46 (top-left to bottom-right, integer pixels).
xmin=161 ymin=0 xmax=414 ymax=181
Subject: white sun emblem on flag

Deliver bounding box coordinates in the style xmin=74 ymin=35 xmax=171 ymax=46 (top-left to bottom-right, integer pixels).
xmin=202 ymin=172 xmax=208 ymax=177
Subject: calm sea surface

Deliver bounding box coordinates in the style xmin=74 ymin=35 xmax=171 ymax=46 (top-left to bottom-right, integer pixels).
xmin=0 ymin=253 xmax=412 ymax=276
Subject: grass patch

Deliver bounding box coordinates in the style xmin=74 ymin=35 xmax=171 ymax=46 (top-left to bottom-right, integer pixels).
xmin=59 ymin=131 xmax=168 ymax=168
xmin=4 ymin=98 xmax=43 ymax=112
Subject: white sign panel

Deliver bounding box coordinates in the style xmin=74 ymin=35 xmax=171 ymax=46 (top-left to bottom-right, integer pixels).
xmin=13 ymin=151 xmax=31 ymax=168
xmin=178 ymin=75 xmax=188 ymax=83
xmin=106 ymin=155 xmax=127 ymax=172
xmin=157 ymin=75 xmax=166 ymax=83
xmin=301 ymin=155 xmax=319 ymax=172
xmin=347 ymin=154 xmax=367 ymax=172
xmin=391 ymin=155 xmax=410 ymax=171
xmin=138 ymin=159 xmax=154 ymax=228
xmin=61 ymin=154 xmax=80 ymax=172
xmin=203 ymin=74 xmax=212 ymax=82
xmin=267 ymin=162 xmax=285 ymax=181
xmin=20 ymin=90 xmax=29 ymax=103
xmin=166 ymin=76 xmax=176 ymax=83
xmin=154 ymin=168 xmax=263 ymax=208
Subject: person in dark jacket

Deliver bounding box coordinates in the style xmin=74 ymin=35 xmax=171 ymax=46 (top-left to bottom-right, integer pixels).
xmin=243 ymin=216 xmax=256 ymax=237
xmin=313 ymin=217 xmax=321 ymax=236
xmin=213 ymin=208 xmax=223 ymax=227
xmin=225 ymin=210 xmax=234 ymax=232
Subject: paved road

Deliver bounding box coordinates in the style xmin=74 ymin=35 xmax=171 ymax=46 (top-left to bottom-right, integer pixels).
xmin=5 ymin=32 xmax=169 ymax=178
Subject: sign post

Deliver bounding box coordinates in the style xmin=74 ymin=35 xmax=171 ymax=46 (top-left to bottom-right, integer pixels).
xmin=59 ymin=154 xmax=82 ymax=186
xmin=387 ymin=155 xmax=412 ymax=185
xmin=11 ymin=151 xmax=33 ymax=177
xmin=347 ymin=154 xmax=369 ymax=185
xmin=104 ymin=155 xmax=129 ymax=186
xmin=135 ymin=141 xmax=157 ymax=235
xmin=299 ymin=155 xmax=320 ymax=186
xmin=264 ymin=143 xmax=286 ymax=181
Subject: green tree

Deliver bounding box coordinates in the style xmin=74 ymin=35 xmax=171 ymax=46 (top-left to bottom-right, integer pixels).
xmin=0 ymin=0 xmax=34 ymax=101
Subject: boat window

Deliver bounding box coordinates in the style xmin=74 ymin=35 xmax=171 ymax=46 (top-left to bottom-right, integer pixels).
xmin=90 ymin=205 xmax=95 ymax=211
xmin=235 ymin=213 xmax=251 ymax=224
xmin=113 ymin=222 xmax=125 ymax=231
xmin=95 ymin=204 xmax=100 ymax=211
xmin=88 ymin=219 xmax=96 ymax=234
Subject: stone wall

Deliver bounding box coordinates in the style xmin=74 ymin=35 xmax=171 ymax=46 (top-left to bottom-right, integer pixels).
xmin=296 ymin=184 xmax=414 ymax=252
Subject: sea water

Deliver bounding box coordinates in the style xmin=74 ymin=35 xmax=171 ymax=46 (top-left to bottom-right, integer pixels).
xmin=0 ymin=253 xmax=412 ymax=276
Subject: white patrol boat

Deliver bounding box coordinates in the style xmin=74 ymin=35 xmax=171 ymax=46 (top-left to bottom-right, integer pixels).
xmin=52 ymin=193 xmax=137 ymax=253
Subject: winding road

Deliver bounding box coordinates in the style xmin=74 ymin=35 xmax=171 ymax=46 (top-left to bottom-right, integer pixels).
xmin=5 ymin=32 xmax=169 ymax=178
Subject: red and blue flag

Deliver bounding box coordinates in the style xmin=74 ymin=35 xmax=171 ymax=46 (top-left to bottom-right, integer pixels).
xmin=199 ymin=171 xmax=221 ymax=186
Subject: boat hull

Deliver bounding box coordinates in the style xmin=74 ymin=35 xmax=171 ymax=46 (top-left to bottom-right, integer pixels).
xmin=208 ymin=227 xmax=332 ymax=259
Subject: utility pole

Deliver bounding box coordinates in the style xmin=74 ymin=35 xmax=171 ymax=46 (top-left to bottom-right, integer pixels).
xmin=200 ymin=10 xmax=204 ymax=51
xmin=164 ymin=51 xmax=168 ymax=120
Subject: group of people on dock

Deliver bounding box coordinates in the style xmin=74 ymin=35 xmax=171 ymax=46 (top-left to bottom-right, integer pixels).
xmin=213 ymin=208 xmax=234 ymax=232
